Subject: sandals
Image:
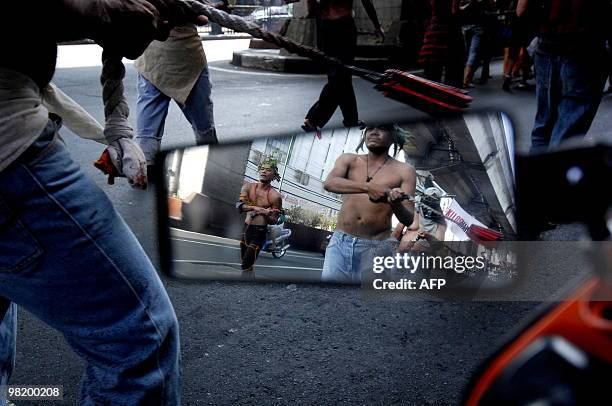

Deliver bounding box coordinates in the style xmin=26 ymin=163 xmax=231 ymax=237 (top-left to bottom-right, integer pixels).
xmin=302 ymin=119 xmax=322 ymax=139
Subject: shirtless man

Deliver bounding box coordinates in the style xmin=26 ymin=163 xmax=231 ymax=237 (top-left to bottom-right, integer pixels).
xmin=392 ymin=187 xmax=447 ymax=254
xmin=302 ymin=0 xmax=385 ymax=132
xmin=237 ymin=158 xmax=283 ymax=271
xmin=322 ymin=125 xmax=416 ymax=283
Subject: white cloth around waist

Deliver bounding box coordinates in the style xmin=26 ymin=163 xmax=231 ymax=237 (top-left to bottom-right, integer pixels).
xmin=0 ymin=68 xmax=49 ymax=172
xmin=134 ymin=25 xmax=207 ymax=105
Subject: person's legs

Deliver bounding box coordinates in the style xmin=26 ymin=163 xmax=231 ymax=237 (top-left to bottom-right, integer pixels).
xmin=335 ymin=66 xmax=359 ymax=127
xmin=305 ymin=18 xmax=357 ymax=128
xmin=462 ymin=25 xmax=474 ymax=86
xmin=321 ymin=231 xmax=354 ymax=284
xmin=0 ymin=119 xmax=180 ymax=405
xmin=135 ymin=73 xmax=172 ymax=164
xmin=240 ymin=224 xmax=267 ymax=271
xmin=334 ymin=19 xmax=358 ymax=127
xmin=423 ymin=64 xmax=444 ymax=82
xmin=354 ymin=238 xmax=398 ymax=284
xmin=0 ymin=301 xmax=16 ymax=403
xmin=445 ymin=27 xmax=466 ymax=88
xmin=503 ymin=45 xmax=520 ymax=91
xmin=179 ymin=66 xmax=217 ymax=145
xmin=463 ymin=25 xmax=483 ymax=87
xmin=478 ymin=38 xmax=492 ymax=83
xmin=515 ymin=47 xmax=535 ymax=90
xmin=530 ymin=53 xmax=558 ymax=150
xmin=549 ymin=56 xmax=606 ymax=146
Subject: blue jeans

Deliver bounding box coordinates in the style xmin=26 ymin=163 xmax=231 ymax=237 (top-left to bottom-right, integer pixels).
xmin=322 ymin=230 xmax=397 ymax=284
xmin=531 ymin=52 xmax=606 ymax=149
xmin=136 ymin=67 xmax=216 ymax=164
xmin=0 ymin=301 xmax=15 ymax=402
xmin=462 ymin=25 xmax=484 ymax=68
xmin=0 ymin=118 xmax=180 ymax=405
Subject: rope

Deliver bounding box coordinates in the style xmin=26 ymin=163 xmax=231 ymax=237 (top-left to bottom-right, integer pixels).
xmin=100 ymin=50 xmax=133 ymax=143
xmin=97 ymin=1 xmax=385 ymax=143
xmin=183 ymin=1 xmax=335 ymax=64
xmin=180 ymin=0 xmax=375 ymax=77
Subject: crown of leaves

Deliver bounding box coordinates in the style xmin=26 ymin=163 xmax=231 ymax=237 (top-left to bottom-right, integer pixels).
xmin=258 ymin=154 xmax=281 ymax=182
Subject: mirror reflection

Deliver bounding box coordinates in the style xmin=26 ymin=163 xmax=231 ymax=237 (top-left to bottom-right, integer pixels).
xmin=163 ymin=113 xmax=516 ymax=288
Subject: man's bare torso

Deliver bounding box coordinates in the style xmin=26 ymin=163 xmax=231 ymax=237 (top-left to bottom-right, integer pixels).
xmin=336 ymin=154 xmax=407 ymax=240
xmin=319 ymin=0 xmax=354 ymax=19
xmin=244 ymin=182 xmax=280 ymax=226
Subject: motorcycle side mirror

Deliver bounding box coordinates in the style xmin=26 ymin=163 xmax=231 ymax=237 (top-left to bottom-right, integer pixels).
xmin=155 ymin=113 xmax=526 ymax=293
xmin=516 ymin=139 xmax=612 ymax=241
xmin=464 ymin=139 xmax=612 ymax=405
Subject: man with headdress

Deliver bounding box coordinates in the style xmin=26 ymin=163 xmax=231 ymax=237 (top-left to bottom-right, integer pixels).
xmin=322 ymin=125 xmax=416 ymax=283
xmin=236 ymin=156 xmax=283 ymax=271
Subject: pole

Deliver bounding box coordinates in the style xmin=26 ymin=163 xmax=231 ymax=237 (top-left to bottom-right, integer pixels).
xmin=278 ymin=135 xmax=295 ymax=194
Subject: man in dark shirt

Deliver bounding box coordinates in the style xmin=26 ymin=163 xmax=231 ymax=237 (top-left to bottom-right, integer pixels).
xmin=517 ymin=0 xmax=611 ymax=149
xmin=303 ymin=0 xmax=384 ymax=132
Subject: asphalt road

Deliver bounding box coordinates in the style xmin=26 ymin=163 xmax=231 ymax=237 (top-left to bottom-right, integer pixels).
xmin=10 ymin=43 xmax=612 ymax=405
xmin=171 ymin=228 xmax=324 ymax=283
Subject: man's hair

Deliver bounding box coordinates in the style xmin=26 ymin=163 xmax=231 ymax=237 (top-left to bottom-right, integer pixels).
xmin=258 ymin=155 xmax=281 ymax=182
xmin=355 ymin=124 xmax=405 ymax=156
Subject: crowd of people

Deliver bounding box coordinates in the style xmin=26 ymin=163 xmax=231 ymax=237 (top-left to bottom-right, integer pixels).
xmin=420 ymin=0 xmax=611 ymax=149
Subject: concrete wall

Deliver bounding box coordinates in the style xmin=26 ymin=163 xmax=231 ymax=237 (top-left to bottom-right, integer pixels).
xmin=354 ymin=0 xmax=402 ymax=41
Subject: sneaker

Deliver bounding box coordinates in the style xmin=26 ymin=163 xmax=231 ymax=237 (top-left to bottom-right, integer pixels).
xmin=515 ymin=81 xmax=535 ymax=91
xmin=502 ymin=75 xmax=512 ymax=92
xmin=301 ymin=119 xmax=322 ymax=139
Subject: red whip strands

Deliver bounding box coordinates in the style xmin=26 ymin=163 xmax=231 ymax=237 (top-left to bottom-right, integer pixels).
xmin=378 ymin=69 xmax=473 ymax=114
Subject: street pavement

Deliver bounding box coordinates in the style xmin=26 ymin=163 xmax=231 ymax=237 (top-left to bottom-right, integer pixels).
xmin=10 ymin=41 xmax=611 ymax=405
xmin=171 ymin=228 xmax=324 ymax=283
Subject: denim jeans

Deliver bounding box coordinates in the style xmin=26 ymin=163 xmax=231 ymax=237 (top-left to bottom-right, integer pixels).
xmin=462 ymin=25 xmax=484 ymax=68
xmin=0 ymin=301 xmax=15 ymax=403
xmin=0 ymin=118 xmax=180 ymax=405
xmin=321 ymin=230 xmax=398 ymax=284
xmin=136 ymin=67 xmax=216 ymax=164
xmin=531 ymin=51 xmax=607 ymax=149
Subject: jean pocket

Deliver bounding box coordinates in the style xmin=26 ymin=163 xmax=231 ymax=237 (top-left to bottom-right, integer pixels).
xmin=0 ymin=198 xmax=43 ymax=273
xmin=326 ymin=235 xmax=340 ymax=249
xmin=561 ymin=60 xmax=605 ymax=99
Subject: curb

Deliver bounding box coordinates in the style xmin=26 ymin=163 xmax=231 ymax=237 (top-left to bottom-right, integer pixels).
xmin=59 ymin=35 xmax=252 ymax=46
xmin=232 ymin=49 xmax=325 ymax=74
xmin=232 ymin=49 xmax=393 ymax=74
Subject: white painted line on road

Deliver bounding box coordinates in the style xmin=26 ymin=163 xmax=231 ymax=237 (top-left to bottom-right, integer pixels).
xmin=172 ymin=237 xmax=325 ymax=261
xmin=278 ymin=252 xmax=325 ymax=260
xmin=173 ymin=238 xmax=239 ymax=250
xmin=170 ymin=227 xmax=238 ymax=245
xmin=173 ymin=259 xmax=322 ymax=271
